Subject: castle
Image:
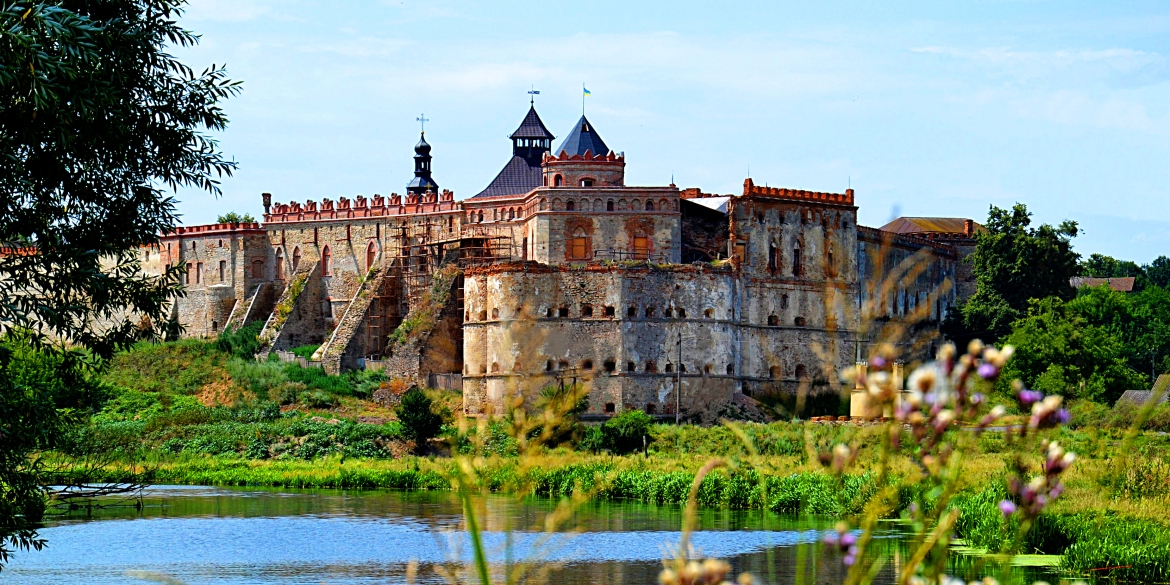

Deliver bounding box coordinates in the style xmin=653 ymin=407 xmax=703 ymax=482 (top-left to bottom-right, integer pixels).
xmin=142 ymin=105 xmax=981 ymax=420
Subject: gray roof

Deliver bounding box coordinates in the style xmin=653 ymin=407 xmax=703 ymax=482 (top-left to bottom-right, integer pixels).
xmin=510 ymin=106 xmax=554 ymax=140
xmin=1116 ymin=374 xmax=1170 ymax=406
xmin=555 ymin=115 xmax=610 ymax=157
xmin=473 ymin=155 xmax=542 ymax=199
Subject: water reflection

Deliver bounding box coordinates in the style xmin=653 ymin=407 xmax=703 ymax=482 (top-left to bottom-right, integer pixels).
xmin=5 ymin=485 xmax=1051 ymax=585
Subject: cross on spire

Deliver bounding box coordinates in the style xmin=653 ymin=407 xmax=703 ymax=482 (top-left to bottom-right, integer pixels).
xmin=416 ymin=113 xmax=429 ymax=134
xmin=528 ymin=86 xmax=540 ymax=105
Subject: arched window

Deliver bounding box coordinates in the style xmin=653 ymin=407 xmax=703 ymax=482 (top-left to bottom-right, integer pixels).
xmin=607 ymin=199 xmax=615 ymax=211
xmin=491 ymin=362 xmax=500 ymax=373
xmin=366 ymin=241 xmax=377 ymax=272
xmin=566 ymin=200 xmax=575 ymax=211
xmin=660 ymin=199 xmax=669 ymax=210
xmin=792 ymin=246 xmax=803 ymax=277
xmin=645 ymin=200 xmax=655 ymax=211
xmin=321 ymin=246 xmax=332 ymax=276
xmin=795 ymin=364 xmax=808 ymax=379
xmin=645 ymin=361 xmax=657 ymax=373
xmin=632 ymin=231 xmax=649 ymax=259
xmin=491 ymin=307 xmax=499 ymax=319
xmin=275 ymin=249 xmax=285 ymax=280
xmin=645 ymin=403 xmax=656 ymax=414
xmin=767 ymin=314 xmax=779 ymax=326
xmin=554 ymin=174 xmax=563 ymax=187
xmin=569 ymin=227 xmax=589 ymax=260
xmin=583 ymin=359 xmax=593 ymax=370
xmin=508 ymin=208 xmax=515 ymax=220
xmin=513 ymin=360 xmax=523 ymax=372
xmin=478 ymin=210 xmax=484 ymax=223
xmin=794 ymin=316 xmax=807 ymax=327
xmin=770 ymin=365 xmax=782 ymax=379
xmin=292 ymin=247 xmax=301 ymax=271
xmin=251 ymin=259 xmax=264 ymax=279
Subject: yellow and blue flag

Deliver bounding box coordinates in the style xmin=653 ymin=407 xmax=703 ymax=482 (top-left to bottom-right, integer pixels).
xmin=583 ymin=86 xmax=591 ymax=96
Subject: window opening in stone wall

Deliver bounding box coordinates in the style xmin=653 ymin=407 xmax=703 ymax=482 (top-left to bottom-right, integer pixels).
xmin=768 ymin=314 xmax=779 ymax=326
xmin=645 ymin=307 xmax=655 ymax=318
xmin=726 ymin=364 xmax=734 ymax=374
xmin=211 ymin=320 xmax=218 ymax=332
xmin=196 ymin=262 xmax=203 ymax=284
xmin=217 ymin=239 xmax=223 ymax=248
xmin=346 ymin=225 xmax=351 ymax=241
xmin=677 ymin=308 xmax=686 ymax=318
xmin=627 ymin=361 xmax=636 ymax=372
xmin=645 ymin=403 xmax=656 ymax=414
xmin=184 ymin=263 xmax=191 ymax=285
xmin=513 ymin=360 xmax=522 ymax=373
xmin=546 ymin=360 xmax=554 ymax=371
xmin=569 ymin=228 xmax=589 ymax=260
xmin=554 ymin=174 xmax=563 ymax=187
xmin=703 ymin=364 xmax=712 ymax=375
xmin=492 ymin=308 xmax=499 ymax=319
xmin=633 ymin=232 xmax=650 ymax=259
xmin=321 ymin=246 xmax=332 ymax=276
xmin=627 ymin=306 xmax=637 ymax=317
xmin=792 ymin=246 xmax=803 ymax=277
xmin=566 ymin=200 xmax=575 ymax=211
xmin=770 ymin=366 xmax=781 ymax=379
xmin=645 ymin=361 xmax=657 ymax=373
xmin=664 ymin=363 xmax=673 ymax=373
xmin=313 ymin=228 xmax=318 ymax=244
xmin=324 ymin=297 xmax=333 ymax=319
xmin=491 ymin=362 xmax=500 ymax=373
xmin=794 ymin=316 xmax=807 ymax=327
xmin=768 ymin=243 xmax=778 ymax=272
xmin=795 ymin=364 xmax=808 ymax=379
xmin=605 ymin=306 xmax=615 ymax=317
xmin=292 ymin=247 xmax=301 ymax=271
xmin=191 ymin=241 xmax=196 ymax=250
xmin=605 ymin=403 xmax=615 ymax=413
xmin=558 ymin=306 xmax=569 ymax=318
xmin=645 ymin=200 xmax=654 ymax=211
xmin=781 ymin=294 xmax=789 ymax=309
xmin=703 ymin=308 xmax=714 ymax=318
xmin=478 ymin=310 xmax=487 ymax=321
xmin=581 ymin=178 xmax=593 ymax=187
xmin=465 ymin=311 xmax=470 ymax=322
xmin=250 ymin=260 xmax=262 ymax=279
xmin=275 ymin=249 xmax=285 ymax=280
xmin=827 ymin=244 xmax=835 ymax=275
xmin=583 ymin=305 xmax=594 ymax=318
xmin=219 ymin=260 xmax=226 ymax=282
xmin=680 ymin=363 xmax=687 ymax=372
xmin=547 ymin=308 xmax=555 ymax=318
xmin=480 ymin=364 xmax=488 ymax=374
xmin=583 ymin=359 xmax=593 ymax=370
xmin=604 ymin=359 xmax=616 ymax=372
xmin=663 ymin=308 xmax=672 ymax=318
xmin=558 ymin=360 xmax=569 ymax=370
xmin=607 ymin=199 xmax=615 ymax=211
xmin=366 ymin=242 xmax=376 ymax=272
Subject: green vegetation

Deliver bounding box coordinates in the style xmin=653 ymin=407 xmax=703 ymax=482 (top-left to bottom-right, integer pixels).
xmin=0 ymin=0 xmax=239 ymax=563
xmin=396 ymin=387 xmax=443 ymax=453
xmin=580 ymin=410 xmax=654 ymax=454
xmin=387 ymin=263 xmax=459 ymax=346
xmin=216 ymin=212 xmax=256 ymax=224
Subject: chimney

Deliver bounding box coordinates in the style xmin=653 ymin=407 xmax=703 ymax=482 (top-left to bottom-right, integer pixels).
xmin=964 ymin=219 xmax=973 ymax=237
xmin=262 ymin=192 xmax=272 ymax=215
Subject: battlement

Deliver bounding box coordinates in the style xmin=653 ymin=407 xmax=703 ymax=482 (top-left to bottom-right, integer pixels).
xmin=165 ymin=222 xmax=265 ymax=236
xmin=742 ymin=178 xmax=855 ymax=206
xmin=264 ymin=190 xmax=458 ymax=223
xmin=543 ymin=149 xmax=625 ymax=164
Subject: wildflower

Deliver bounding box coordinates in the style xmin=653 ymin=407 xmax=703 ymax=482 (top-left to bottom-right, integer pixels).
xmin=967 ymin=339 xmax=984 ymax=356
xmin=976 ymin=362 xmax=999 ymax=380
xmin=1018 ymin=388 xmax=1043 ymax=407
xmin=998 ymin=499 xmax=1017 ymax=516
xmin=831 ymin=443 xmax=852 ymax=474
xmin=908 ymin=366 xmax=938 ymax=393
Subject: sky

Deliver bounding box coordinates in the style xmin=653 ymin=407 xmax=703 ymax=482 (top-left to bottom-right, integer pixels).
xmin=172 ymin=0 xmax=1170 ymax=263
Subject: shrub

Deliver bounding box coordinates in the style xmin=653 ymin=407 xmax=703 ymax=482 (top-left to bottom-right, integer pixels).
xmin=396 ymin=387 xmax=442 ymax=453
xmin=580 ymin=410 xmax=653 ymax=455
xmin=215 ymin=321 xmax=263 ymax=360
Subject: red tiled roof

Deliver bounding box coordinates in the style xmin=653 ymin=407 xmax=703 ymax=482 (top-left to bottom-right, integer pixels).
xmin=1070 ymin=276 xmax=1135 ymax=292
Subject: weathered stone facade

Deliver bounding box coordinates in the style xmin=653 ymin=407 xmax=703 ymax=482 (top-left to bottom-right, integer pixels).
xmin=151 ymin=107 xmax=976 ymax=420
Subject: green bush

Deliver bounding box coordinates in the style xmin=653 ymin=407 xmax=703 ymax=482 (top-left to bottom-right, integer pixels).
xmin=580 ymin=410 xmax=653 ymax=455
xmin=396 ymin=387 xmax=442 ymax=453
xmin=290 ymin=344 xmax=319 ymax=359
xmin=215 ymin=321 xmax=263 ymax=360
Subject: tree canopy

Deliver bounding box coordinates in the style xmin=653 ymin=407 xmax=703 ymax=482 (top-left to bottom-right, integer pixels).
xmin=0 ymin=0 xmax=238 ymax=565
xmin=216 ymin=211 xmax=255 ymax=224
xmin=942 ymin=203 xmax=1080 ymax=346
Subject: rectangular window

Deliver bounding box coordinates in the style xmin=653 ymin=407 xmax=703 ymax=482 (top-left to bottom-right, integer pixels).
xmin=633 ymin=236 xmax=650 ymax=259
xmin=219 ymin=260 xmax=227 ymax=282
xmin=733 ymin=242 xmax=746 ymax=264
xmin=768 ymin=243 xmax=778 ymax=272
xmin=569 ymin=236 xmax=588 ymax=260
xmin=195 ymin=262 xmax=203 ymax=284
xmin=184 ymin=263 xmax=192 ymax=285
xmin=792 ymin=247 xmax=803 ymax=277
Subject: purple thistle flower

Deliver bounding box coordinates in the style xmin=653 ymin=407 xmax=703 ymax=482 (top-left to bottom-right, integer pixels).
xmin=843 ymin=554 xmax=856 ymax=566
xmin=998 ymin=500 xmax=1017 ymax=516
xmin=1018 ymin=389 xmax=1043 ymax=407
xmin=977 ymin=363 xmax=999 ymax=380
xmin=840 ymin=532 xmax=857 ymax=547
xmin=871 ymin=356 xmax=888 ymax=369
xmin=1057 ymin=409 xmax=1071 ymax=424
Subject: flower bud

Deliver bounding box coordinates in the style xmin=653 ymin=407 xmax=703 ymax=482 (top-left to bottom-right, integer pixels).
xmin=998 ymin=500 xmax=1017 ymax=516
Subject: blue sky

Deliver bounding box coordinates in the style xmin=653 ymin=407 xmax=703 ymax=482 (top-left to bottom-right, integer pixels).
xmin=173 ymin=0 xmax=1170 ymax=263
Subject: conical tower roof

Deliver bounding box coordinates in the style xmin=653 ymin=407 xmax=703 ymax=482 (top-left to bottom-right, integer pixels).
xmin=509 ymin=105 xmax=555 ymax=140
xmin=554 ymin=115 xmax=610 ymax=157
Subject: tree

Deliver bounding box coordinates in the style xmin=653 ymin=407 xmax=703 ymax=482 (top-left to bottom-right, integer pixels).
xmin=216 ymin=212 xmax=256 ymax=224
xmin=1080 ymin=253 xmax=1147 ymax=290
xmin=0 ymin=0 xmax=238 ymax=565
xmin=396 ymin=387 xmax=442 ymax=454
xmin=942 ymin=203 xmax=1080 ymax=345
xmin=1145 ymin=256 xmax=1170 ymax=289
xmin=1000 ymin=296 xmax=1146 ymax=404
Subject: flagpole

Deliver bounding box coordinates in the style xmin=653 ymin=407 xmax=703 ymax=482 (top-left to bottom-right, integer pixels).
xmin=582 ymin=83 xmax=585 ymax=115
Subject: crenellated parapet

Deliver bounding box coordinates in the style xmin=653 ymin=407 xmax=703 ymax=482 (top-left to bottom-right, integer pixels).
xmin=264 ymin=189 xmax=458 ymax=223
xmin=743 ymin=178 xmax=854 ymax=207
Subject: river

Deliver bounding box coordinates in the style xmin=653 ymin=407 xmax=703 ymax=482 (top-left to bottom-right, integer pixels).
xmin=6 ymin=485 xmax=1062 ymax=584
